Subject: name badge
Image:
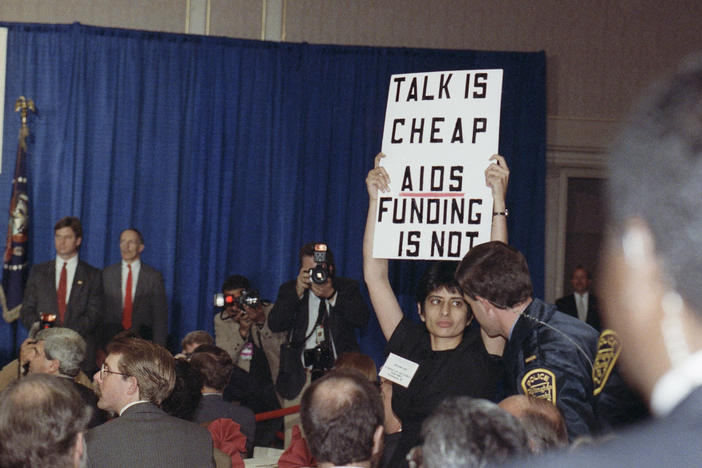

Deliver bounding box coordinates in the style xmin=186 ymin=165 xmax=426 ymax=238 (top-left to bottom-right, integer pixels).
xmin=379 ymin=353 xmax=419 ymax=388
xmin=240 ymin=342 xmax=253 ymax=360
xmin=315 ymin=324 xmax=325 ymax=345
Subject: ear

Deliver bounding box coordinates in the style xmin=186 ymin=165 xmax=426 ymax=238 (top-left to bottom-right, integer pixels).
xmin=76 ymin=236 xmax=82 ymax=247
xmin=372 ymin=425 xmax=385 ymax=458
xmin=476 ymin=296 xmax=494 ymax=313
xmin=416 ymin=303 xmax=425 ymax=322
xmin=126 ymin=376 xmax=140 ymax=397
xmin=47 ymin=358 xmax=60 ymax=374
xmin=138 ymin=243 xmax=145 ymax=254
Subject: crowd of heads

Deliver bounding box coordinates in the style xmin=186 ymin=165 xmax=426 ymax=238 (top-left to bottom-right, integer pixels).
xmin=0 ymin=374 xmax=91 ymax=468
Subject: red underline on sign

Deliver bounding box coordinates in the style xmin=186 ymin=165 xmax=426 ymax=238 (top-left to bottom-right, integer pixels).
xmin=398 ymin=192 xmax=465 ymax=198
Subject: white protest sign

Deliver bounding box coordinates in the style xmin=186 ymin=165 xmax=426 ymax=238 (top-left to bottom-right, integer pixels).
xmin=374 ymin=69 xmax=503 ymax=260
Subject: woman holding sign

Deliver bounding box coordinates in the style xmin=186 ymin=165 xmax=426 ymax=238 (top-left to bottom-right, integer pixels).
xmin=363 ymin=152 xmax=509 ymax=467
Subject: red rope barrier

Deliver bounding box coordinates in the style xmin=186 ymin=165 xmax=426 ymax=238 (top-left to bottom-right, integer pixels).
xmin=255 ymin=405 xmax=301 ymax=422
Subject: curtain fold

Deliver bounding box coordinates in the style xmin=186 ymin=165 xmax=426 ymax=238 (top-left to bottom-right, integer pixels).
xmin=0 ymin=22 xmax=545 ymax=365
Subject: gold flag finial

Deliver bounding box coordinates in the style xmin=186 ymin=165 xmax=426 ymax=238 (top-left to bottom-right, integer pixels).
xmin=15 ymin=96 xmax=36 ymax=152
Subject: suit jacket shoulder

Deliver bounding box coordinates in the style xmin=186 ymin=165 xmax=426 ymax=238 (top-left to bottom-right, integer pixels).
xmin=87 ymin=402 xmax=214 ymax=468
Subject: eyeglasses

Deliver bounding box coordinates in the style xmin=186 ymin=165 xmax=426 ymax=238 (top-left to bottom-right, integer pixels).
xmin=99 ymin=363 xmax=128 ymax=380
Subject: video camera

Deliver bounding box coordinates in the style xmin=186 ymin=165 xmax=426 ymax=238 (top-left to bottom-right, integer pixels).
xmin=214 ymin=289 xmax=261 ymax=320
xmin=307 ymin=243 xmax=333 ymax=284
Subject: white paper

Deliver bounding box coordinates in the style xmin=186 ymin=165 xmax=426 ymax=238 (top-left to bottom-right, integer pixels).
xmin=374 ymin=69 xmax=503 ymax=260
xmin=379 ymin=352 xmax=420 ymax=388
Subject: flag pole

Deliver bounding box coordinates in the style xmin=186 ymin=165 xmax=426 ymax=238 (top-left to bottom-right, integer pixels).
xmin=2 ymin=96 xmax=34 ymax=356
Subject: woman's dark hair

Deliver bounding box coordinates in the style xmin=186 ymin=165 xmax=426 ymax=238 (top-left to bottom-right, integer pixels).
xmin=414 ymin=261 xmax=463 ymax=305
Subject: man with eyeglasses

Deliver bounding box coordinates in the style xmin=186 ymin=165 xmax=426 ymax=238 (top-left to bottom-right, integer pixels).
xmin=86 ymin=337 xmax=214 ymax=467
xmin=102 ymin=228 xmax=168 ymax=344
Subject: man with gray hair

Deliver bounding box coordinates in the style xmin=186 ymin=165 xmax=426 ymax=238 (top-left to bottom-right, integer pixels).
xmin=421 ymin=397 xmax=529 ymax=468
xmin=0 ymin=374 xmax=92 ymax=468
xmin=27 ymin=327 xmax=107 ymax=427
xmin=510 ymin=55 xmax=702 ymax=468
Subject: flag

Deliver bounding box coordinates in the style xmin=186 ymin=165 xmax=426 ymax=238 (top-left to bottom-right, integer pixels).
xmin=1 ymin=96 xmax=33 ymax=323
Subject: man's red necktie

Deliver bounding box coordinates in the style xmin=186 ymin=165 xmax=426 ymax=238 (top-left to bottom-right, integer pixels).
xmin=57 ymin=262 xmax=67 ymax=323
xmin=122 ymin=264 xmax=133 ymax=330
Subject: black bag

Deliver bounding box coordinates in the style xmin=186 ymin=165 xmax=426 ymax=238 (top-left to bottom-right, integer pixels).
xmin=275 ymin=340 xmax=306 ymax=400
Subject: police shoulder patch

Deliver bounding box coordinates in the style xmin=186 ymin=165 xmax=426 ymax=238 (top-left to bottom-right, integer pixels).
xmin=592 ymin=329 xmax=621 ymax=396
xmin=521 ymin=368 xmax=557 ymax=404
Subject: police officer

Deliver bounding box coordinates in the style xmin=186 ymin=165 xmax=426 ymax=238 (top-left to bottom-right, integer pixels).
xmin=456 ymin=241 xmax=602 ymax=440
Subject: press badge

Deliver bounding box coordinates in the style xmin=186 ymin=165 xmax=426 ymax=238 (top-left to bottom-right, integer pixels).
xmin=315 ymin=324 xmax=325 ymax=345
xmin=379 ymin=353 xmax=419 ymax=388
xmin=240 ymin=342 xmax=253 ymax=360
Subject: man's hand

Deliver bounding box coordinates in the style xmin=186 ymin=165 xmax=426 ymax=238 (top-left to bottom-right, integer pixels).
xmin=366 ymin=152 xmax=391 ymax=201
xmin=310 ymin=278 xmax=335 ymax=300
xmin=19 ymin=338 xmax=37 ymax=368
xmin=296 ymin=266 xmax=312 ymax=297
xmin=237 ymin=315 xmax=253 ymax=339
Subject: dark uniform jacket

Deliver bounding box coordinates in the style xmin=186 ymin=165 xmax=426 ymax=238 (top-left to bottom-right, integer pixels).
xmin=503 ymin=298 xmax=600 ymax=440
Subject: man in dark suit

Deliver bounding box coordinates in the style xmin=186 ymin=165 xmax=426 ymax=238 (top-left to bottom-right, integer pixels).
xmin=87 ymin=336 xmax=214 ymax=467
xmin=509 ymin=56 xmax=702 ymax=467
xmin=190 ymin=345 xmax=256 ymax=456
xmin=102 ymin=228 xmax=168 ymax=344
xmin=555 ymin=265 xmax=601 ymax=331
xmin=20 ymin=217 xmax=103 ymax=371
xmin=269 ymin=242 xmax=370 ymax=445
xmin=269 ymin=242 xmax=370 ymax=384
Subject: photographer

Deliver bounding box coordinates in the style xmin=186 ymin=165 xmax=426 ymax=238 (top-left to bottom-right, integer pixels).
xmin=269 ymin=243 xmax=369 ymax=382
xmin=268 ymin=243 xmax=370 ymax=445
xmin=214 ymin=274 xmax=285 ymax=447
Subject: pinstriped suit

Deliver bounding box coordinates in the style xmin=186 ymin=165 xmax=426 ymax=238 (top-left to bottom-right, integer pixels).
xmin=86 ymin=402 xmax=214 ymax=468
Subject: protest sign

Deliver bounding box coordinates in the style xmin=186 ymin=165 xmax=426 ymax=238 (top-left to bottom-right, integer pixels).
xmin=373 ymin=69 xmax=503 ymax=260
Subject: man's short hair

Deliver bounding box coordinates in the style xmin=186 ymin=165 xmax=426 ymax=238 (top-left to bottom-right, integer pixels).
xmin=608 ymin=55 xmax=702 ymax=316
xmin=120 ymin=227 xmax=144 ymax=244
xmin=421 ymin=397 xmax=529 ymax=468
xmin=455 ymin=241 xmax=533 ymax=308
xmin=301 ymin=369 xmax=383 ymax=466
xmin=415 ymin=261 xmax=463 ymax=308
xmin=222 ymin=274 xmax=250 ymax=293
xmin=0 ymin=374 xmax=91 ymax=467
xmin=181 ymin=330 xmax=214 ymax=350
xmin=36 ymin=327 xmax=86 ymax=378
xmin=54 ymin=216 xmax=83 ymax=238
xmin=189 ymin=345 xmax=234 ymax=391
xmin=107 ymin=337 xmax=175 ymax=404
xmin=299 ymin=242 xmax=335 ymax=268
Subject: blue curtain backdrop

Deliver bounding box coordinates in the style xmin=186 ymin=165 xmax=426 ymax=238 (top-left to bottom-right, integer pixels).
xmin=0 ymin=22 xmax=545 ymax=366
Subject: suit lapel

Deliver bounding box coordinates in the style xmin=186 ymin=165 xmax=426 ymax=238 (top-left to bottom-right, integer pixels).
xmin=133 ymin=265 xmax=147 ymax=307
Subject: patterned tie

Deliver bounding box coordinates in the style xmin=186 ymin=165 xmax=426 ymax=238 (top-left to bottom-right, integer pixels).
xmin=57 ymin=262 xmax=67 ymax=323
xmin=122 ymin=264 xmax=133 ymax=330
